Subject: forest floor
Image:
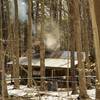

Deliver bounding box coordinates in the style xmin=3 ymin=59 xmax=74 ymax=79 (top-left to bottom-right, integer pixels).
xmin=5 ymin=74 xmax=96 ymax=100
xmin=7 ymin=85 xmax=95 ymax=100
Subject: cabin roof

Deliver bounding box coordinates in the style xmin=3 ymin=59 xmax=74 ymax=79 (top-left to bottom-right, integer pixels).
xmin=7 ymin=57 xmax=78 ymax=69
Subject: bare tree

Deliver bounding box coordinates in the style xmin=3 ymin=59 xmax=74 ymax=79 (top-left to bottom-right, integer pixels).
xmin=0 ymin=0 xmax=8 ymax=98
xmin=72 ymin=0 xmax=89 ymax=99
xmin=40 ymin=0 xmax=45 ymax=90
xmin=88 ymin=0 xmax=100 ymax=99
xmin=27 ymin=0 xmax=33 ymax=87
xmin=94 ymin=0 xmax=100 ymax=41
xmin=35 ymin=0 xmax=39 ymax=35
xmin=80 ymin=0 xmax=92 ymax=89
xmin=14 ymin=0 xmax=20 ymax=89
xmin=68 ymin=0 xmax=78 ymax=94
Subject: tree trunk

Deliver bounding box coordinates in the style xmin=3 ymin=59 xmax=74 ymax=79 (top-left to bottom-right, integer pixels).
xmin=72 ymin=0 xmax=89 ymax=99
xmin=71 ymin=52 xmax=78 ymax=94
xmin=80 ymin=0 xmax=92 ymax=89
xmin=14 ymin=0 xmax=20 ymax=89
xmin=94 ymin=0 xmax=100 ymax=41
xmin=35 ymin=0 xmax=39 ymax=35
xmin=0 ymin=0 xmax=8 ymax=98
xmin=40 ymin=0 xmax=45 ymax=91
xmin=27 ymin=0 xmax=33 ymax=87
xmin=68 ymin=0 xmax=78 ymax=94
xmin=88 ymin=0 xmax=100 ymax=99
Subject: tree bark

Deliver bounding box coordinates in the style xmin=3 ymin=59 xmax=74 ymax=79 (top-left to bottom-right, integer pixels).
xmin=0 ymin=0 xmax=8 ymax=98
xmin=88 ymin=0 xmax=100 ymax=99
xmin=35 ymin=0 xmax=39 ymax=35
xmin=80 ymin=0 xmax=92 ymax=89
xmin=94 ymin=0 xmax=100 ymax=41
xmin=72 ymin=0 xmax=89 ymax=99
xmin=40 ymin=0 xmax=45 ymax=91
xmin=68 ymin=0 xmax=78 ymax=94
xmin=27 ymin=0 xmax=33 ymax=87
xmin=14 ymin=0 xmax=20 ymax=89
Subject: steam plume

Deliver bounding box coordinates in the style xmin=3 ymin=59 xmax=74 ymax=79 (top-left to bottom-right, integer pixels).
xmin=9 ymin=0 xmax=60 ymax=50
xmin=43 ymin=20 xmax=61 ymax=51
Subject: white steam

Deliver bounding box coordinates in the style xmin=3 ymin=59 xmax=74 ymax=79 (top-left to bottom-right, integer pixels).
xmin=9 ymin=0 xmax=60 ymax=50
xmin=43 ymin=21 xmax=60 ymax=51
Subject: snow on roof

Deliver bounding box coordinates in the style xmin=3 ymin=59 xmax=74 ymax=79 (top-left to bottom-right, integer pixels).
xmin=7 ymin=57 xmax=78 ymax=69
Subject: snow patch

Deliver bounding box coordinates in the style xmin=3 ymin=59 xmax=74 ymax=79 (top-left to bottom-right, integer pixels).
xmin=7 ymin=85 xmax=96 ymax=100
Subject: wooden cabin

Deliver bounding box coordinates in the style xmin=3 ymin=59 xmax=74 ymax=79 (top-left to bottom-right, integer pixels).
xmin=8 ymin=57 xmax=78 ymax=87
xmin=7 ymin=51 xmax=82 ymax=88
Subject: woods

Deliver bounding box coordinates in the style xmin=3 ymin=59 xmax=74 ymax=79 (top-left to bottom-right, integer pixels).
xmin=0 ymin=0 xmax=100 ymax=100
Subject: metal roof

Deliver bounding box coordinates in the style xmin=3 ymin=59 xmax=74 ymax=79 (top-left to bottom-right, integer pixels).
xmin=7 ymin=57 xmax=78 ymax=69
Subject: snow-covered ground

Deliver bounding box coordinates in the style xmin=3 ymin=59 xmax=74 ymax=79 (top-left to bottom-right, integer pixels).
xmin=6 ymin=74 xmax=95 ymax=100
xmin=7 ymin=85 xmax=95 ymax=100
